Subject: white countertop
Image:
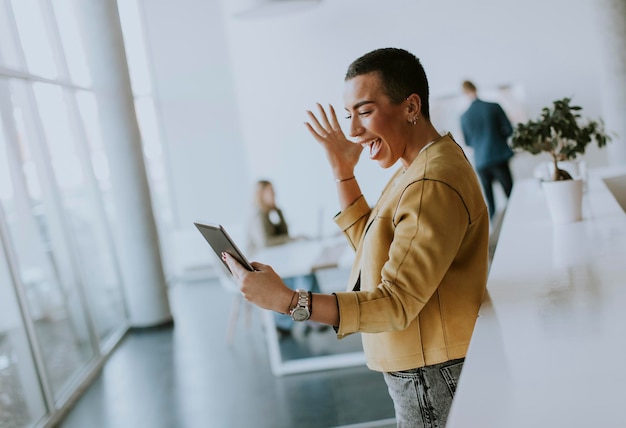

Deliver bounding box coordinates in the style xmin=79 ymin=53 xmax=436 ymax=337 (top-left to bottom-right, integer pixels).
xmin=447 ymin=170 xmax=626 ymax=428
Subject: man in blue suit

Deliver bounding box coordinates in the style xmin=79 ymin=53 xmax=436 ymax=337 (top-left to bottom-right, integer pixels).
xmin=461 ymin=80 xmax=514 ymax=220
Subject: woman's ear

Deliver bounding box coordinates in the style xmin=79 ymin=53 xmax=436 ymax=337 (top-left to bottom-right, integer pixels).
xmin=405 ymin=94 xmax=422 ymax=125
xmin=406 ymin=94 xmax=422 ymax=115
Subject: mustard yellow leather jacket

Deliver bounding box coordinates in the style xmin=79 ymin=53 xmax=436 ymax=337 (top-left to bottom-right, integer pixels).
xmin=334 ymin=134 xmax=489 ymax=372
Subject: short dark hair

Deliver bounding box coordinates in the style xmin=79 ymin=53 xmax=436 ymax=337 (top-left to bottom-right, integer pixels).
xmin=462 ymin=80 xmax=477 ymax=92
xmin=345 ymin=48 xmax=430 ymax=119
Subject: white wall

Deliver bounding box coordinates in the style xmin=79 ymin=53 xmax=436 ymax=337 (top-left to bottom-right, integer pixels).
xmin=139 ymin=0 xmax=615 ymax=272
xmin=139 ymin=0 xmax=249 ymax=230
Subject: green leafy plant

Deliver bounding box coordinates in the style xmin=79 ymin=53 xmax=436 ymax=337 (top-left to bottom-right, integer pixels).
xmin=511 ymin=98 xmax=612 ymax=181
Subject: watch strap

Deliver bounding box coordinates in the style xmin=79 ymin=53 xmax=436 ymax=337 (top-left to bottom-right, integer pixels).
xmin=289 ymin=289 xmax=310 ymax=321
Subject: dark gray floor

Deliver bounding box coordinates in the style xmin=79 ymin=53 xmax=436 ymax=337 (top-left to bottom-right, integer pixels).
xmin=58 ymin=279 xmax=396 ymax=428
xmin=58 ymin=215 xmax=503 ymax=428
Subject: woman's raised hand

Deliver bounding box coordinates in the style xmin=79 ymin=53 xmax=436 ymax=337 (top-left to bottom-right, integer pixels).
xmin=305 ymin=103 xmax=363 ymax=177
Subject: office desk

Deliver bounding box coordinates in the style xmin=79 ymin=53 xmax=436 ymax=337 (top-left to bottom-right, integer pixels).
xmin=254 ymin=235 xmax=353 ymax=278
xmin=447 ymin=171 xmax=626 ymax=427
xmin=254 ymin=236 xmax=365 ymax=376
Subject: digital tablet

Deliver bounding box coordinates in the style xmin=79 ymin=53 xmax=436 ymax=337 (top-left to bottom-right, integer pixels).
xmin=193 ymin=222 xmax=255 ymax=273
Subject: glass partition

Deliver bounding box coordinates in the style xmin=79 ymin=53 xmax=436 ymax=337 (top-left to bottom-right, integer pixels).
xmin=0 ymin=0 xmax=172 ymax=424
xmin=31 ymin=81 xmax=128 ymax=346
xmin=10 ymin=0 xmax=57 ymax=79
xmin=0 ymin=0 xmax=21 ymax=71
xmin=1 ymin=78 xmax=95 ymax=400
xmin=0 ymin=90 xmax=47 ymax=428
xmin=51 ymin=0 xmax=91 ymax=87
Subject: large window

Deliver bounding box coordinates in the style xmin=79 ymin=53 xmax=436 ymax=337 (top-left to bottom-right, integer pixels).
xmin=0 ymin=0 xmax=171 ymax=425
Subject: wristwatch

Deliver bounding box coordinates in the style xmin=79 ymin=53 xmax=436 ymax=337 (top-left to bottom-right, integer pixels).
xmin=289 ymin=289 xmax=311 ymax=322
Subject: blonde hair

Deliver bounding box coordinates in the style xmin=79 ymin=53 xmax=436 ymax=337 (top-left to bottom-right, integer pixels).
xmin=254 ymin=180 xmax=274 ymax=212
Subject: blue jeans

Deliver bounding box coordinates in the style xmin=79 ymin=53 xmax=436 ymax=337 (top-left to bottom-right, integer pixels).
xmin=382 ymin=358 xmax=464 ymax=428
xmin=274 ymin=274 xmax=320 ymax=331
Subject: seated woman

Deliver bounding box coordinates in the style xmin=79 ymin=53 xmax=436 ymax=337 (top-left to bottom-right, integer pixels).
xmin=246 ymin=180 xmax=320 ymax=337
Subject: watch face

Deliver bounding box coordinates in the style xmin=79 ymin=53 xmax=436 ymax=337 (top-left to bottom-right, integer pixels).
xmin=291 ymin=307 xmax=310 ymax=322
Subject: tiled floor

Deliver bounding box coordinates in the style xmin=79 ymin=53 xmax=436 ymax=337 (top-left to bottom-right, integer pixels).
xmin=58 ymin=278 xmax=396 ymax=428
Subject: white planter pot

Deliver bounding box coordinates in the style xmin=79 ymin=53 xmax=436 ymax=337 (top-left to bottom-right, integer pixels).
xmin=541 ymin=179 xmax=584 ymax=223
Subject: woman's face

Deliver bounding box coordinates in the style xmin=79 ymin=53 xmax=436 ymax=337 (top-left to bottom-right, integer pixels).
xmin=343 ymin=72 xmax=411 ymax=169
xmin=260 ymin=185 xmax=276 ymax=208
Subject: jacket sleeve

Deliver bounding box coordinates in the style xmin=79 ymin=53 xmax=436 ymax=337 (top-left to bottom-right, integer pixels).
xmin=334 ymin=195 xmax=371 ymax=251
xmin=496 ymin=104 xmax=513 ymax=138
xmin=335 ymin=179 xmax=469 ymax=336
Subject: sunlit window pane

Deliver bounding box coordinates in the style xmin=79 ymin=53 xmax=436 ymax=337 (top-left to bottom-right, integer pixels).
xmin=0 ymin=223 xmax=47 ymax=427
xmin=6 ymin=78 xmax=95 ymax=399
xmin=9 ymin=101 xmax=42 ymax=201
xmin=10 ymin=0 xmax=57 ymax=79
xmin=0 ymin=1 xmax=22 ymax=70
xmin=0 ymin=110 xmax=14 ymax=201
xmin=117 ymin=0 xmax=152 ymax=96
xmin=32 ymin=83 xmax=84 ymax=190
xmin=51 ymin=0 xmax=92 ymax=87
xmin=32 ymin=83 xmax=127 ymax=344
xmin=1 ymin=0 xmax=171 ymax=423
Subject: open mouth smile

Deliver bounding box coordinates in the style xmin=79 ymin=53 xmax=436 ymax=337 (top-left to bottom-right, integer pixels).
xmin=362 ymin=138 xmax=382 ymax=159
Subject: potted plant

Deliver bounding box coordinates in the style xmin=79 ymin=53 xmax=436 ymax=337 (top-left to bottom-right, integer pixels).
xmin=511 ymin=97 xmax=612 ymax=223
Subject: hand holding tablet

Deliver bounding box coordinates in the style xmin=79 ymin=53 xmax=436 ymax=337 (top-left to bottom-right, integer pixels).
xmin=193 ymin=222 xmax=255 ymax=274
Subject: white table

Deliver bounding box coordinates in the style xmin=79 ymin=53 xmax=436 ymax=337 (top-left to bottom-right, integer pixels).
xmin=447 ymin=169 xmax=626 ymax=427
xmin=254 ymin=236 xmax=365 ymax=376
xmin=254 ymin=235 xmax=354 ymax=277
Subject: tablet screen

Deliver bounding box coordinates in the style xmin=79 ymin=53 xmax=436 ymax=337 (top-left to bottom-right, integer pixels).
xmin=193 ymin=222 xmax=254 ymax=273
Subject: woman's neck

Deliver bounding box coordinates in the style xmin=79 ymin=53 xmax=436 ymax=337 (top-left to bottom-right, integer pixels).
xmin=401 ymin=121 xmax=441 ymax=167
